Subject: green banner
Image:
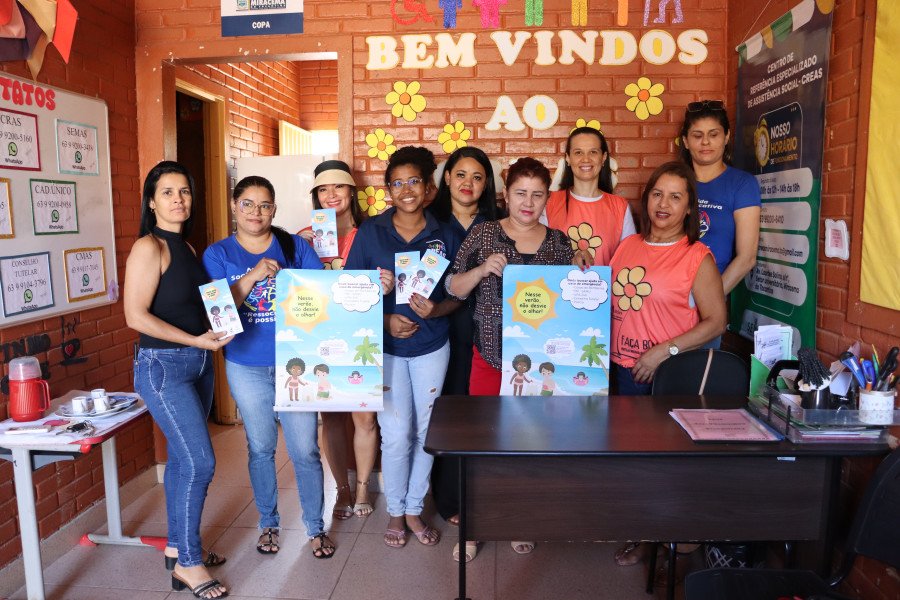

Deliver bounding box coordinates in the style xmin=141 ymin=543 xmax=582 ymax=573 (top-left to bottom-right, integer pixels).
xmin=731 ymin=0 xmax=834 ymax=351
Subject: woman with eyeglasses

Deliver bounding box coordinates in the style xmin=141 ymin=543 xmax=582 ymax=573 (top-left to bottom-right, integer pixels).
xmin=125 ymin=161 xmax=231 ymax=599
xmin=680 ymin=100 xmax=761 ymax=347
xmin=202 ymin=176 xmax=337 ymax=560
xmin=298 ymin=160 xmax=378 ymax=524
xmin=344 ymin=146 xmax=461 ymax=550
xmin=545 ymin=126 xmax=635 ymax=267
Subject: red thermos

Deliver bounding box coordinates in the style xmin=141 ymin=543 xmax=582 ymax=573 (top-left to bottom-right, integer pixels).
xmin=7 ymin=356 xmax=51 ymax=422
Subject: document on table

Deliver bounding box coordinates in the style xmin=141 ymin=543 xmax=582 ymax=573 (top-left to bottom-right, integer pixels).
xmin=670 ymin=408 xmax=783 ymax=443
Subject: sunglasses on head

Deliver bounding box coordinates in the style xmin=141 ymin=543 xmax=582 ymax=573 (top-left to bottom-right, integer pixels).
xmin=687 ymin=100 xmax=726 ymax=112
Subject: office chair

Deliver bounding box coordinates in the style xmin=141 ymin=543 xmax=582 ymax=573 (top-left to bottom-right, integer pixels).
xmin=684 ymin=446 xmax=900 ymax=599
xmin=645 ymin=349 xmax=751 ymax=599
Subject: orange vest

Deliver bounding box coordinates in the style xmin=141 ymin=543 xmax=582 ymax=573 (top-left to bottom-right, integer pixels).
xmin=545 ymin=189 xmax=631 ymax=266
xmin=609 ymin=235 xmax=711 ymax=368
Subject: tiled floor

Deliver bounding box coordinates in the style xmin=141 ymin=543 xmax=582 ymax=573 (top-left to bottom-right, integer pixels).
xmin=6 ymin=423 xmax=688 ymax=600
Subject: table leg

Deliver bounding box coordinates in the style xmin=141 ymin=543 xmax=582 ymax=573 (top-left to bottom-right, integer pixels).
xmin=12 ymin=448 xmax=45 ymax=600
xmin=457 ymin=456 xmax=471 ymax=600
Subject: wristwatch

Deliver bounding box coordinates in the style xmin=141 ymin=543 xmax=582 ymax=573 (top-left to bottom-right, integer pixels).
xmin=667 ymin=341 xmax=680 ymax=356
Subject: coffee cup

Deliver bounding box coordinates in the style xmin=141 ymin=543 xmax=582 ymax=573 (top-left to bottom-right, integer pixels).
xmin=93 ymin=395 xmax=111 ymax=412
xmin=71 ymin=396 xmax=93 ymax=415
xmin=858 ymin=390 xmax=895 ymax=425
xmin=91 ymin=388 xmax=107 ymax=399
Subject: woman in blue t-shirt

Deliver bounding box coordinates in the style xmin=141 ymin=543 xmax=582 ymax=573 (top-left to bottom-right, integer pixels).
xmin=345 ymin=146 xmax=461 ymax=550
xmin=202 ymin=176 xmax=335 ymax=560
xmin=680 ymin=101 xmax=761 ymax=341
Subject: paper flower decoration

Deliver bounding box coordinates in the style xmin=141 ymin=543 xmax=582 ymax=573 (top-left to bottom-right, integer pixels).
xmin=358 ymin=186 xmax=388 ymax=217
xmin=571 ymin=118 xmax=603 ymax=133
xmin=612 ymin=266 xmax=652 ymax=311
xmin=624 ymin=77 xmax=665 ymax=121
xmin=365 ymin=129 xmax=397 ymax=161
xmin=567 ymin=223 xmax=603 ymax=260
xmin=385 ymin=81 xmax=427 ymax=122
xmin=437 ymin=121 xmax=471 ymax=153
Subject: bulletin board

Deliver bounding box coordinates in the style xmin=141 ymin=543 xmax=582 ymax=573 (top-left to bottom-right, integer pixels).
xmin=0 ymin=72 xmax=116 ymax=327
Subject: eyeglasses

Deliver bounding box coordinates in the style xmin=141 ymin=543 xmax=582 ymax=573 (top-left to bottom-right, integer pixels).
xmin=687 ymin=100 xmax=726 ymax=112
xmin=237 ymin=199 xmax=275 ymax=215
xmin=389 ymin=177 xmax=424 ymax=190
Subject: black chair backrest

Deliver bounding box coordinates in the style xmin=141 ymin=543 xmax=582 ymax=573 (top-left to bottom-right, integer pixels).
xmin=652 ymin=349 xmax=749 ymax=396
xmin=842 ymin=447 xmax=900 ymax=571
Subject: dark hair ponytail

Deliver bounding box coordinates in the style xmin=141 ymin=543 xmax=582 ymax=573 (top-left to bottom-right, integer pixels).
xmin=271 ymin=226 xmax=297 ymax=268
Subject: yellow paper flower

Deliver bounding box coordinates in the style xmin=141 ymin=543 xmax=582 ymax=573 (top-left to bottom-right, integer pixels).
xmin=567 ymin=222 xmax=603 ymax=260
xmin=612 ymin=266 xmax=653 ymax=311
xmin=624 ymin=77 xmax=665 ymax=121
xmin=365 ymin=129 xmax=396 ymax=161
xmin=358 ymin=186 xmax=387 ymax=217
xmin=437 ymin=121 xmax=471 ymax=154
xmin=385 ymin=81 xmax=426 ymax=122
xmin=571 ymin=118 xmax=603 ymax=134
xmin=323 ymin=257 xmax=344 ymax=270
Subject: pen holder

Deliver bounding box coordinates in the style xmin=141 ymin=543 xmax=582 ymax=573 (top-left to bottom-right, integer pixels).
xmin=858 ymin=389 xmax=896 ymax=425
xmin=800 ymin=386 xmax=833 ymax=410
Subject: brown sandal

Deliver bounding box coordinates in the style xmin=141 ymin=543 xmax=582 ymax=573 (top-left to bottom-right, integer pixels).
xmin=333 ymin=484 xmax=354 ymax=520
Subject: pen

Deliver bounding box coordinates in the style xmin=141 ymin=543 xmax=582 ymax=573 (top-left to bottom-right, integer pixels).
xmin=872 ymin=344 xmax=881 ymax=372
xmin=862 ymin=360 xmax=875 ymax=391
xmin=875 ymin=346 xmax=899 ymax=391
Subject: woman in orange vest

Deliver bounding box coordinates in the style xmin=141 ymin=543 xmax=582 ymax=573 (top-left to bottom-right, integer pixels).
xmin=609 ymin=161 xmax=726 ymax=396
xmin=545 ymin=126 xmax=635 ymax=266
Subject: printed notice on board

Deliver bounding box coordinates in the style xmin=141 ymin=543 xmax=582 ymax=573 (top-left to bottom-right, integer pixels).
xmin=64 ymin=247 xmax=106 ymax=302
xmin=56 ymin=120 xmax=99 ymax=175
xmin=0 ymin=178 xmax=12 ymax=238
xmin=0 ymin=252 xmax=54 ymax=316
xmin=30 ymin=179 xmax=77 ymax=234
xmin=0 ymin=108 xmax=40 ymax=171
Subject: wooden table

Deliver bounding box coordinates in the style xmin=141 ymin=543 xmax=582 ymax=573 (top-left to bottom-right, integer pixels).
xmin=0 ymin=391 xmax=153 ymax=600
xmin=424 ymin=395 xmax=888 ymax=600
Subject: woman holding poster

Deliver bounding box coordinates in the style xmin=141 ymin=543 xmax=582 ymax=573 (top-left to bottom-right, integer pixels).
xmin=299 ymin=160 xmax=378 ymax=524
xmin=345 ymin=146 xmax=460 ymax=550
xmin=545 ymin=126 xmax=635 ymax=266
xmin=609 ymin=161 xmax=726 ymax=395
xmin=679 ymin=100 xmax=761 ymax=347
xmin=447 ymin=157 xmax=574 ymax=556
xmin=202 ymin=176 xmax=337 ymax=560
xmin=125 ymin=161 xmax=231 ymax=599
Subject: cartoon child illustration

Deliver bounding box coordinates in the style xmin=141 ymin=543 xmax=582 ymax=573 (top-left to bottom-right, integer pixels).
xmin=314 ymin=364 xmax=331 ymax=400
xmin=285 ymin=357 xmax=308 ymax=401
xmin=313 ymin=229 xmax=324 ymax=249
xmin=347 ymin=370 xmax=363 ymax=385
xmin=210 ymin=305 xmax=222 ymax=329
xmin=539 ymin=362 xmax=556 ymax=396
xmin=223 ymin=304 xmax=238 ymax=323
xmin=397 ymin=272 xmax=407 ymax=293
xmin=572 ymin=371 xmax=589 ymax=386
xmin=410 ymin=269 xmax=426 ymax=290
xmin=510 ymin=354 xmax=533 ymax=396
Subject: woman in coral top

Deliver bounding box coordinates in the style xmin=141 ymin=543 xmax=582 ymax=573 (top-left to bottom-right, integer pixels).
xmin=545 ymin=126 xmax=635 ymax=266
xmin=299 ymin=160 xmax=376 ymax=524
xmin=609 ymin=161 xmax=727 ymax=396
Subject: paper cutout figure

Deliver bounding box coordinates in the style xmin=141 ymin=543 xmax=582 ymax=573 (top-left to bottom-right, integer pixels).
xmin=571 ymin=0 xmax=587 ymax=26
xmin=439 ymin=0 xmax=462 ymax=28
xmin=643 ymin=0 xmax=683 ymax=25
xmin=391 ymin=0 xmax=435 ymax=25
xmin=526 ymin=0 xmax=543 ymax=26
xmin=473 ymin=0 xmax=506 ymax=28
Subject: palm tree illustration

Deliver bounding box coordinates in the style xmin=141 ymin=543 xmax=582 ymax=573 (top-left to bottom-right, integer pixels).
xmin=353 ymin=336 xmax=383 ymax=374
xmin=580 ymin=336 xmax=609 ymax=380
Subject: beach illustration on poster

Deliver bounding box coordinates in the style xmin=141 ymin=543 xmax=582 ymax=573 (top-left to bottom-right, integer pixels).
xmin=274 ymin=269 xmax=384 ymax=411
xmin=500 ymin=265 xmax=612 ymax=397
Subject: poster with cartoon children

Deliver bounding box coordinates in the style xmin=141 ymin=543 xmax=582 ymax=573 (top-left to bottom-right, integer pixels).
xmin=500 ymin=265 xmax=612 ymax=396
xmin=198 ymin=279 xmax=244 ymax=336
xmin=310 ymin=208 xmax=339 ymax=259
xmin=274 ymin=269 xmax=384 ymax=411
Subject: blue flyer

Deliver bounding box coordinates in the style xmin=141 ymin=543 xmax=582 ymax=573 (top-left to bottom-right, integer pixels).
xmin=274 ymin=269 xmax=384 ymax=411
xmin=500 ymin=265 xmax=612 ymax=396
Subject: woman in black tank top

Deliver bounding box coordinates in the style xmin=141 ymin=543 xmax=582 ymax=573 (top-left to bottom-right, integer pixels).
xmin=124 ymin=161 xmax=231 ymax=599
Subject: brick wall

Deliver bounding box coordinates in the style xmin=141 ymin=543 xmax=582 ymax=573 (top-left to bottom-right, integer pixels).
xmin=0 ymin=0 xmax=154 ymax=571
xmin=297 ymin=60 xmax=339 ymax=131
xmin=176 ymin=61 xmax=303 ymax=173
xmin=729 ymin=1 xmax=898 ymax=597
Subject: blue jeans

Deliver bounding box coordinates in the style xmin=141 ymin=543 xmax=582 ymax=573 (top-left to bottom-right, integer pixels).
xmin=225 ymin=360 xmax=324 ymax=537
xmin=615 ymin=363 xmax=653 ymax=396
xmin=134 ymin=347 xmax=215 ymax=568
xmin=379 ymin=343 xmax=449 ymax=517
